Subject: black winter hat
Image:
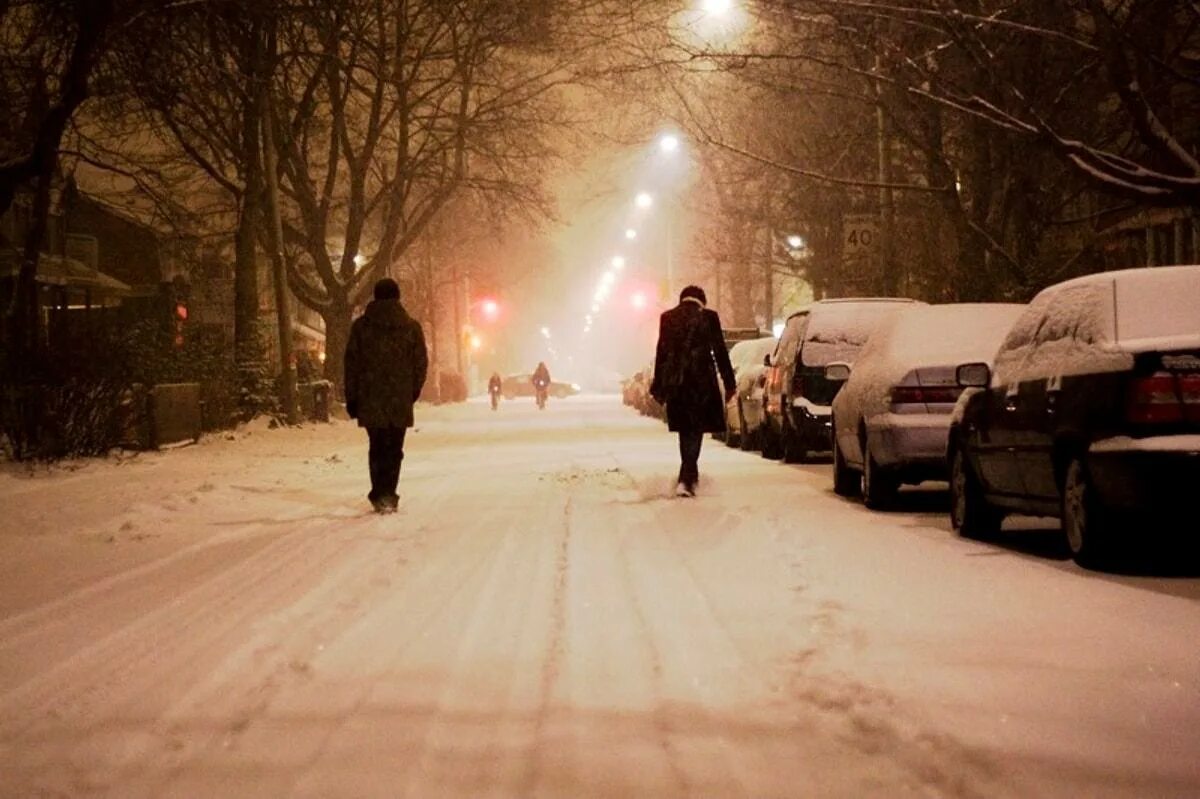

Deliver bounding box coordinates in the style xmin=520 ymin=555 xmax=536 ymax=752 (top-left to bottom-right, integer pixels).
xmin=374 ymin=277 xmax=400 ymax=300
xmin=679 ymin=284 xmax=707 ymax=306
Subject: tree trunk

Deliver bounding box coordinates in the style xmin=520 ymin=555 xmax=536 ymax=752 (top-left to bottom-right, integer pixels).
xmin=261 ymin=67 xmax=298 ymax=425
xmin=322 ymin=301 xmax=353 ymax=401
xmin=233 ymin=24 xmax=269 ymax=418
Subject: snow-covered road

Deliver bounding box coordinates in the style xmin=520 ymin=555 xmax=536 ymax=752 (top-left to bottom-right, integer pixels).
xmin=2 ymin=395 xmax=1197 ymax=798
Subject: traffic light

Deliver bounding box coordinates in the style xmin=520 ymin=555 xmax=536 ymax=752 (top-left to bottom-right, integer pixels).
xmin=173 ymin=302 xmax=188 ymax=347
xmin=480 ymin=298 xmax=500 ymax=321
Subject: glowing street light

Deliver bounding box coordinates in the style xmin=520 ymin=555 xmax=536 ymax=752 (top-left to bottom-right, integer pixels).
xmin=786 ymin=234 xmax=805 ymax=250
xmin=635 ymin=192 xmax=653 ymax=209
xmin=631 ymin=291 xmax=648 ymax=310
xmin=701 ymin=0 xmax=733 ymax=15
xmin=611 ymin=255 xmax=626 ymax=270
xmin=658 ymin=133 xmax=680 ymax=154
xmin=478 ymin=297 xmax=500 ymax=321
xmin=540 ymin=326 xmax=551 ymax=338
xmin=625 ymin=228 xmax=638 ymax=240
xmin=470 ymin=333 xmax=483 ymax=351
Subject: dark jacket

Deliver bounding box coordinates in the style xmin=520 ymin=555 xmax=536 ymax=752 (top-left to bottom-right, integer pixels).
xmin=344 ymin=298 xmax=429 ymax=428
xmin=650 ymin=300 xmax=736 ymax=433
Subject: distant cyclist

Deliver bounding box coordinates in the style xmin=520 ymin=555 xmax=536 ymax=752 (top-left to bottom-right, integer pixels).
xmin=532 ymin=361 xmax=551 ymax=409
xmin=487 ymin=372 xmax=503 ymax=410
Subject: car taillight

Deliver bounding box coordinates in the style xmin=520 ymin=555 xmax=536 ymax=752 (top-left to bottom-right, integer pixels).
xmin=1180 ymin=374 xmax=1200 ymax=423
xmin=1126 ymin=372 xmax=1185 ymax=424
xmin=890 ymin=385 xmax=962 ymax=406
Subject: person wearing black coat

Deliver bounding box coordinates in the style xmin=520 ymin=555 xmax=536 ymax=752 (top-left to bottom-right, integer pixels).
xmin=650 ymin=284 xmax=736 ymax=497
xmin=344 ymin=278 xmax=429 ymax=512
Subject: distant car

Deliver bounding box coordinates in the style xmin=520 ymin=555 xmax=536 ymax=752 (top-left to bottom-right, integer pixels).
xmin=723 ymin=336 xmax=777 ymax=449
xmin=501 ymin=373 xmax=580 ymax=400
xmin=947 ymin=265 xmax=1200 ymax=566
xmin=827 ymin=303 xmax=1025 ymax=508
xmin=762 ymin=298 xmax=921 ymax=462
xmin=722 ymin=326 xmax=769 ymax=351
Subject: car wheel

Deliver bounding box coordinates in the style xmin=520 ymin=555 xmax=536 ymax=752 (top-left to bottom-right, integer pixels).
xmin=950 ymin=449 xmax=1001 ymax=540
xmin=832 ymin=426 xmax=860 ymax=498
xmin=781 ymin=414 xmax=803 ymax=463
xmin=861 ymin=440 xmax=898 ymax=510
xmin=761 ymin=419 xmax=782 ymax=460
xmin=1062 ymin=458 xmax=1114 ymax=567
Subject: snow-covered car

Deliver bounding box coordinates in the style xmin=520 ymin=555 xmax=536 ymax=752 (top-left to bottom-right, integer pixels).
xmin=722 ymin=336 xmax=777 ymax=449
xmin=826 ymin=303 xmax=1025 ymax=508
xmin=501 ymin=374 xmax=580 ymax=400
xmin=947 ymin=265 xmax=1200 ymax=566
xmin=761 ymin=298 xmax=921 ymax=462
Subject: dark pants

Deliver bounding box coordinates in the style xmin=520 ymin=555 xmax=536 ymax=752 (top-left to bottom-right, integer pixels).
xmin=678 ymin=430 xmax=703 ymax=487
xmin=367 ymin=426 xmax=407 ymax=501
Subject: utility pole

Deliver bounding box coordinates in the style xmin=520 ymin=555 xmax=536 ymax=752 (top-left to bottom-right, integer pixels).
xmin=876 ymin=56 xmax=899 ymax=296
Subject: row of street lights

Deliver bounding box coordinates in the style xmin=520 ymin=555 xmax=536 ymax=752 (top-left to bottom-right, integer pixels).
xmin=583 ymin=131 xmax=684 ymax=337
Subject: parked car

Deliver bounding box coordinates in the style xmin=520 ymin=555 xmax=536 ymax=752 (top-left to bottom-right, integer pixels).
xmin=762 ymin=298 xmax=920 ymax=462
xmin=723 ymin=336 xmax=777 ymax=449
xmin=827 ymin=303 xmax=1025 ymax=508
xmin=947 ymin=265 xmax=1200 ymax=566
xmin=501 ymin=373 xmax=580 ymax=400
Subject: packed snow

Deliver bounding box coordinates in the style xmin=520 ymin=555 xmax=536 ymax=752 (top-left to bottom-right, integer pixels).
xmin=1 ymin=396 xmax=1198 ymax=798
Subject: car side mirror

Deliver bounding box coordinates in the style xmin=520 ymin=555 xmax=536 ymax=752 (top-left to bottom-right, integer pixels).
xmin=824 ymin=363 xmax=851 ymax=383
xmin=956 ymin=362 xmax=991 ymax=388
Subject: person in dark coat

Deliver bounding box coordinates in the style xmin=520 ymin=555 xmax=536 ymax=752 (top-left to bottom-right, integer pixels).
xmin=344 ymin=278 xmax=429 ymax=512
xmin=650 ymin=284 xmax=736 ymax=496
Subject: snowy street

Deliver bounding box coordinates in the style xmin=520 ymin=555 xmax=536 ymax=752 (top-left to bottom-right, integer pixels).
xmin=1 ymin=395 xmax=1198 ymax=798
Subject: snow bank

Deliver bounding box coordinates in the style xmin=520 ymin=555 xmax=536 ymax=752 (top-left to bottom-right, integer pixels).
xmin=1090 ymin=434 xmax=1200 ymax=453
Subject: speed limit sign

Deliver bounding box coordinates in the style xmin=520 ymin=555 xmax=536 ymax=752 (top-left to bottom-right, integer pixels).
xmin=843 ymin=214 xmax=879 ymax=261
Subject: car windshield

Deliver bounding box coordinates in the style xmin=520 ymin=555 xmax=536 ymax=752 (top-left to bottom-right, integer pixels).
xmin=800 ymin=303 xmax=912 ymax=367
xmin=1115 ymin=267 xmax=1200 ymax=350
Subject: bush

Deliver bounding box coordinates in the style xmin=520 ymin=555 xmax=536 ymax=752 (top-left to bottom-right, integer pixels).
xmin=0 ymin=316 xmax=242 ymax=461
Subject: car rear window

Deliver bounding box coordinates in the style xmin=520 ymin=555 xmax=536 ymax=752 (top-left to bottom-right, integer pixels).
xmin=1115 ymin=267 xmax=1200 ymax=350
xmin=800 ymin=302 xmax=912 ymax=367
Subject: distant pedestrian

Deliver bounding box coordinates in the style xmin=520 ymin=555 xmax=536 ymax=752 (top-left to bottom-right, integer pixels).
xmin=650 ymin=285 xmax=736 ymax=497
xmin=344 ymin=278 xmax=429 ymax=513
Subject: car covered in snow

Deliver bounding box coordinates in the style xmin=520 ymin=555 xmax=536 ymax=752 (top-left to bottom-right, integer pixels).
xmin=721 ymin=335 xmax=777 ymax=449
xmin=947 ymin=265 xmax=1200 ymax=566
xmin=761 ymin=298 xmax=921 ymax=462
xmin=826 ymin=303 xmax=1025 ymax=508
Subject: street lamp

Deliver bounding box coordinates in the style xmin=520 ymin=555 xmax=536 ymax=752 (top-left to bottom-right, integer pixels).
xmin=701 ymin=0 xmax=733 ymax=15
xmin=612 ymin=255 xmax=626 ymax=270
xmin=635 ymin=192 xmax=654 ymax=209
xmin=786 ymin=234 xmax=805 ymax=250
xmin=625 ymin=228 xmax=638 ymax=240
xmin=658 ymin=133 xmax=680 ymax=154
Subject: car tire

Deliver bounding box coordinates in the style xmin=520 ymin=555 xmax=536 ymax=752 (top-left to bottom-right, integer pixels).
xmin=950 ymin=448 xmax=1001 ymax=540
xmin=726 ymin=400 xmax=745 ymax=449
xmin=782 ymin=414 xmax=803 ymax=463
xmin=1062 ymin=458 xmax=1115 ymax=568
xmin=861 ymin=440 xmax=898 ymax=510
xmin=761 ymin=419 xmax=782 ymax=460
xmin=832 ymin=425 xmax=860 ymax=498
